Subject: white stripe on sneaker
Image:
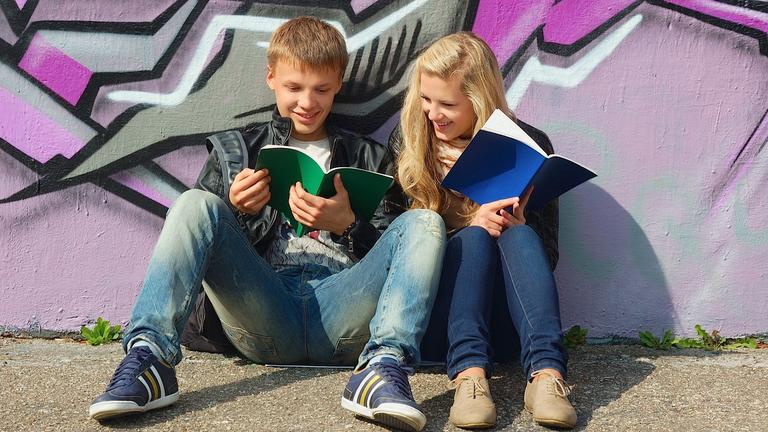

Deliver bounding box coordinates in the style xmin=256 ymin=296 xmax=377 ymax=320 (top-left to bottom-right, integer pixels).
xmin=353 ymin=370 xmax=377 ymax=403
xmin=137 ymin=376 xmax=152 ymax=402
xmin=366 ymin=380 xmax=385 ymax=408
xmin=149 ymin=365 xmax=165 ymax=398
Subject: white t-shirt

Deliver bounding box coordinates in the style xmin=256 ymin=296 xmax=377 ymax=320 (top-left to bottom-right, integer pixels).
xmin=288 ymin=136 xmax=332 ymax=170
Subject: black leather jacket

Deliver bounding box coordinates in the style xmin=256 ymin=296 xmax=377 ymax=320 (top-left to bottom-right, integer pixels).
xmin=194 ymin=110 xmax=407 ymax=260
xmin=387 ymin=121 xmax=559 ymax=270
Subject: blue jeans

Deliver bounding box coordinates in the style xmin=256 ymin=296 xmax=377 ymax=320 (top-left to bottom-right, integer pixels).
xmin=420 ymin=225 xmax=567 ymax=380
xmin=124 ymin=189 xmax=446 ymax=368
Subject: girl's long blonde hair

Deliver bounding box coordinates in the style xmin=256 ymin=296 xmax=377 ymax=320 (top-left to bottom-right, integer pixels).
xmin=397 ymin=32 xmax=513 ymax=226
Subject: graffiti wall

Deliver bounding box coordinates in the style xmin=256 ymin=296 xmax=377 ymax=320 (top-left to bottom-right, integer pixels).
xmin=1 ymin=0 xmax=766 ymax=338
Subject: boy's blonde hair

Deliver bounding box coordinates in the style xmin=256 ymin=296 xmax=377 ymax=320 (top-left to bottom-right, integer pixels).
xmin=267 ymin=16 xmax=348 ymax=76
xmin=397 ymin=32 xmax=513 ymax=226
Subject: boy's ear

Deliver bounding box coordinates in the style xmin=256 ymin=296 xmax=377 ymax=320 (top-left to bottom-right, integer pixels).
xmin=266 ymin=64 xmax=275 ymax=90
xmin=334 ymin=75 xmax=343 ymax=94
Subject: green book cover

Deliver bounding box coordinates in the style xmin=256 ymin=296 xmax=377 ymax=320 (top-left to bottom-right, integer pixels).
xmin=254 ymin=145 xmax=394 ymax=237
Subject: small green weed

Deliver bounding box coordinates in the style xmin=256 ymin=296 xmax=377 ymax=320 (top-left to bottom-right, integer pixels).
xmin=670 ymin=336 xmax=704 ymax=349
xmin=639 ymin=325 xmax=758 ymax=351
xmin=693 ymin=324 xmax=723 ymax=350
xmin=81 ymin=317 xmax=121 ymax=346
xmin=564 ymin=325 xmax=588 ymax=348
xmin=639 ymin=330 xmax=674 ymax=350
xmin=723 ymin=338 xmax=758 ymax=350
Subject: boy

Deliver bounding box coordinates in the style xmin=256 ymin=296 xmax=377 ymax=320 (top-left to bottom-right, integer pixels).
xmin=88 ymin=17 xmax=445 ymax=432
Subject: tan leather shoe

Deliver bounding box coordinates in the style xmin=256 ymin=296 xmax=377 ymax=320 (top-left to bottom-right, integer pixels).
xmin=524 ymin=370 xmax=577 ymax=429
xmin=448 ymin=376 xmax=497 ymax=429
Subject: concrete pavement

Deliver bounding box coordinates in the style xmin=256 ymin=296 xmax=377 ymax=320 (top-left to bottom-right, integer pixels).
xmin=1 ymin=337 xmax=766 ymax=431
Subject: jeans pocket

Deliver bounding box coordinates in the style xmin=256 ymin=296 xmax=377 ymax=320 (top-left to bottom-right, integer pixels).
xmin=222 ymin=323 xmax=281 ymax=364
xmin=330 ymin=334 xmax=369 ymax=365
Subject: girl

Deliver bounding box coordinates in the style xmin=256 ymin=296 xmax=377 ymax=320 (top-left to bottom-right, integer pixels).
xmin=392 ymin=32 xmax=577 ymax=430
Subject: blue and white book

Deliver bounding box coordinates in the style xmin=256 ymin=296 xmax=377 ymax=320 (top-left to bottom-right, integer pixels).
xmin=441 ymin=109 xmax=597 ymax=209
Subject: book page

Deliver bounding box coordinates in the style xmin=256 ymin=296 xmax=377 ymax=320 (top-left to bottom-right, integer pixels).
xmin=481 ymin=109 xmax=547 ymax=157
xmin=260 ymin=144 xmax=331 ymax=173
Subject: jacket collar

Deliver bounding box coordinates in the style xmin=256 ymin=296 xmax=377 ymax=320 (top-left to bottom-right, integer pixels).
xmin=269 ymin=107 xmax=345 ymax=148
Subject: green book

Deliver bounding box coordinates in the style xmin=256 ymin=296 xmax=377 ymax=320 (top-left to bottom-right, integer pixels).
xmin=254 ymin=145 xmax=394 ymax=237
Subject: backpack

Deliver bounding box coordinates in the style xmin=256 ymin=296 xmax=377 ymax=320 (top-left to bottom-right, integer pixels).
xmin=180 ymin=131 xmax=248 ymax=354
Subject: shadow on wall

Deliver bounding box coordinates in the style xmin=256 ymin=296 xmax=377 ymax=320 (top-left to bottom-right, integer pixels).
xmin=557 ymin=182 xmax=675 ymax=339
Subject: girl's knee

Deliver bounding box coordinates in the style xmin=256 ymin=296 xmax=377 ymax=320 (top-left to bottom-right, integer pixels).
xmin=500 ymin=224 xmax=539 ymax=245
xmin=449 ymin=226 xmax=496 ymax=252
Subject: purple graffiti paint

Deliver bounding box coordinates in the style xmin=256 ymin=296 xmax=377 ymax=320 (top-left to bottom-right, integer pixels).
xmin=663 ymin=0 xmax=768 ymax=33
xmin=29 ymin=0 xmax=176 ymax=23
xmin=110 ymin=171 xmax=173 ymax=208
xmin=712 ymin=111 xmax=768 ymax=213
xmin=472 ymin=1 xmax=548 ymax=63
xmin=543 ymin=0 xmax=638 ymax=45
xmin=0 ymin=87 xmax=84 ymax=162
xmin=19 ymin=34 xmax=93 ymax=105
xmin=14 ymin=0 xmax=26 ymax=9
xmin=351 ymin=0 xmax=379 ymax=14
xmin=473 ymin=0 xmax=639 ymax=65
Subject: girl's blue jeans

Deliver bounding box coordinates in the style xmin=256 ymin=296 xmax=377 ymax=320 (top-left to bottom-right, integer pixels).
xmin=420 ymin=225 xmax=567 ymax=380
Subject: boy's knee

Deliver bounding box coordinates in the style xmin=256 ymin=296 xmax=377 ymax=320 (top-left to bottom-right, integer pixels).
xmin=171 ymin=189 xmax=225 ymax=212
xmin=167 ymin=189 xmax=228 ymax=223
xmin=399 ymin=209 xmax=445 ymax=239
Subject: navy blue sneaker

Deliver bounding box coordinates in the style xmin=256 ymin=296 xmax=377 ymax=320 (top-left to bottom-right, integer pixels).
xmin=341 ymin=357 xmax=426 ymax=431
xmin=89 ymin=346 xmax=179 ymax=420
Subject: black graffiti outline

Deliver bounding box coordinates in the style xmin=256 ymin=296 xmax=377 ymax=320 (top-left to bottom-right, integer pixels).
xmin=3 ymin=0 xmax=766 ymax=217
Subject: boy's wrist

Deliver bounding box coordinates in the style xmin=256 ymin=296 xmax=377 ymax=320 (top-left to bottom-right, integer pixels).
xmin=338 ymin=216 xmax=359 ymax=256
xmin=332 ymin=211 xmax=357 ymax=236
xmin=340 ymin=218 xmax=357 ymax=238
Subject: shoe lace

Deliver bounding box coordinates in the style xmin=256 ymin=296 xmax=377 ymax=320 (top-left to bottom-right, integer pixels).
xmin=374 ymin=361 xmax=415 ymax=399
xmin=530 ymin=370 xmax=573 ymax=399
xmin=451 ymin=376 xmax=490 ymax=399
xmin=106 ymin=347 xmax=153 ymax=391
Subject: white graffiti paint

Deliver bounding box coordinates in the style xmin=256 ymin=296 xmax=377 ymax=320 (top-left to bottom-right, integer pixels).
xmin=506 ymin=14 xmax=643 ymax=110
xmin=107 ymin=0 xmax=428 ymax=106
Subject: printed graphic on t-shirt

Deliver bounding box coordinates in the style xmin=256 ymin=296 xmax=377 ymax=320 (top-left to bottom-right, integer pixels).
xmin=264 ymin=215 xmax=353 ymax=273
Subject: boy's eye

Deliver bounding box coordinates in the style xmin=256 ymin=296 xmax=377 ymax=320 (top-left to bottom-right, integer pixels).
xmin=287 ymin=86 xmax=300 ymax=91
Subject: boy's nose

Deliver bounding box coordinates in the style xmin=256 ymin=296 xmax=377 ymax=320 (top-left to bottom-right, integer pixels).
xmin=298 ymin=92 xmax=315 ymax=109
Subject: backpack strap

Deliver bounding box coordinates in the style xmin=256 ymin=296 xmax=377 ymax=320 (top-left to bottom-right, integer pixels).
xmin=206 ymin=130 xmax=248 ymax=186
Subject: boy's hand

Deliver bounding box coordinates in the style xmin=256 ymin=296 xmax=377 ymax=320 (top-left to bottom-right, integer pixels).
xmin=469 ymin=187 xmax=531 ymax=238
xmin=289 ymin=174 xmax=355 ymax=235
xmin=229 ymin=168 xmax=271 ymax=215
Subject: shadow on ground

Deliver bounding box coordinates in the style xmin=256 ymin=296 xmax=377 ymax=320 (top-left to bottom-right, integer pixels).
xmin=100 ymin=363 xmax=337 ymax=429
xmin=417 ymin=345 xmax=660 ymax=431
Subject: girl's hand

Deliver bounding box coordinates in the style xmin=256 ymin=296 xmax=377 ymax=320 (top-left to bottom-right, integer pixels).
xmin=499 ymin=186 xmax=532 ymax=229
xmin=469 ymin=187 xmax=532 ymax=237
